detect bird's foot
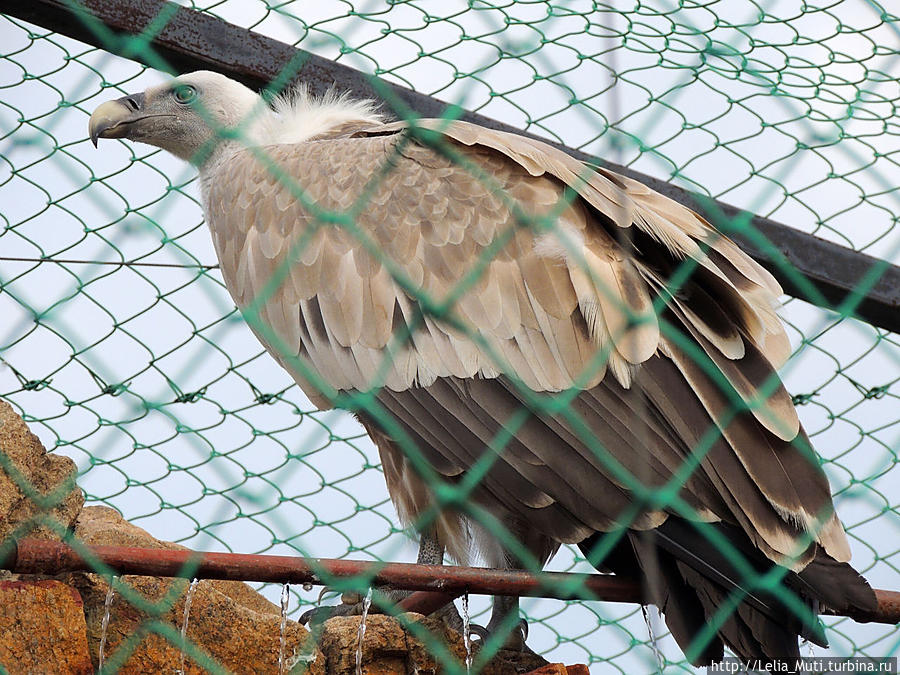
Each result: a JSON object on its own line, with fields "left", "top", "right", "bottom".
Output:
{"left": 299, "top": 587, "right": 464, "bottom": 632}
{"left": 298, "top": 588, "right": 393, "bottom": 626}
{"left": 476, "top": 617, "right": 532, "bottom": 652}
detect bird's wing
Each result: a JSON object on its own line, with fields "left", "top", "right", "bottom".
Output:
{"left": 203, "top": 121, "right": 849, "bottom": 565}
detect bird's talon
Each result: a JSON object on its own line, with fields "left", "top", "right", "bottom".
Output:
{"left": 467, "top": 623, "right": 489, "bottom": 641}
{"left": 317, "top": 586, "right": 336, "bottom": 605}
{"left": 518, "top": 618, "right": 529, "bottom": 642}
{"left": 298, "top": 606, "right": 325, "bottom": 626}
{"left": 465, "top": 619, "right": 530, "bottom": 652}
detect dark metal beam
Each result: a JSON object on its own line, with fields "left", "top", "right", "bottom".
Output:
{"left": 3, "top": 0, "right": 899, "bottom": 333}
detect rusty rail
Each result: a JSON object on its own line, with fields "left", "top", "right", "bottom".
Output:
{"left": 5, "top": 539, "right": 899, "bottom": 625}
{"left": 6, "top": 538, "right": 642, "bottom": 604}
{"left": 2, "top": 0, "right": 899, "bottom": 333}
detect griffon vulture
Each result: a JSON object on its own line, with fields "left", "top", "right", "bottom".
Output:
{"left": 89, "top": 71, "right": 875, "bottom": 665}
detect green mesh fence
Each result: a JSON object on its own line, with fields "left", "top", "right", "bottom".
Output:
{"left": 0, "top": 0, "right": 898, "bottom": 672}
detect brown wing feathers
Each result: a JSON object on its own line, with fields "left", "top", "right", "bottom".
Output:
{"left": 205, "top": 117, "right": 874, "bottom": 664}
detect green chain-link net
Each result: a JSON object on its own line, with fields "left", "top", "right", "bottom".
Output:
{"left": 0, "top": 0, "right": 898, "bottom": 672}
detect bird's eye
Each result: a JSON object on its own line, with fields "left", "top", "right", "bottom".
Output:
{"left": 172, "top": 85, "right": 197, "bottom": 104}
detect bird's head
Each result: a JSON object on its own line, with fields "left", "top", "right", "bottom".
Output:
{"left": 88, "top": 70, "right": 262, "bottom": 165}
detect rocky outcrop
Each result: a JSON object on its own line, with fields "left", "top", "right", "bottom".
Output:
{"left": 0, "top": 399, "right": 83, "bottom": 544}
{"left": 0, "top": 579, "right": 93, "bottom": 674}
{"left": 0, "top": 402, "right": 325, "bottom": 674}
{"left": 318, "top": 613, "right": 552, "bottom": 674}
{"left": 0, "top": 402, "right": 588, "bottom": 674}
{"left": 67, "top": 506, "right": 324, "bottom": 674}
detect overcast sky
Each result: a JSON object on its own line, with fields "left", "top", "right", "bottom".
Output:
{"left": 1, "top": 1, "right": 898, "bottom": 672}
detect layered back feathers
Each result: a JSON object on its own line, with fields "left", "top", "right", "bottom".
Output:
{"left": 195, "top": 85, "right": 875, "bottom": 662}
{"left": 201, "top": 106, "right": 853, "bottom": 565}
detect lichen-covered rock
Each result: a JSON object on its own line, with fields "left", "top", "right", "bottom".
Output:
{"left": 0, "top": 579, "right": 92, "bottom": 674}
{"left": 73, "top": 506, "right": 280, "bottom": 617}
{"left": 0, "top": 404, "right": 572, "bottom": 673}
{"left": 0, "top": 399, "right": 83, "bottom": 545}
{"left": 67, "top": 506, "right": 324, "bottom": 674}
{"left": 319, "top": 613, "right": 549, "bottom": 674}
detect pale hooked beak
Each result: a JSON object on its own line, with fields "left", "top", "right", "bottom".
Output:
{"left": 88, "top": 93, "right": 146, "bottom": 147}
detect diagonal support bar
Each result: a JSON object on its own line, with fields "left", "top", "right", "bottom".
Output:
{"left": 2, "top": 0, "right": 899, "bottom": 332}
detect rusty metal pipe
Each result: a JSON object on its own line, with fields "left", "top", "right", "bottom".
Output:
{"left": 8, "top": 538, "right": 641, "bottom": 601}
{"left": 5, "top": 539, "right": 899, "bottom": 624}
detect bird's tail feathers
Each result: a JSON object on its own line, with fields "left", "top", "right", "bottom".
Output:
{"left": 578, "top": 519, "right": 876, "bottom": 667}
